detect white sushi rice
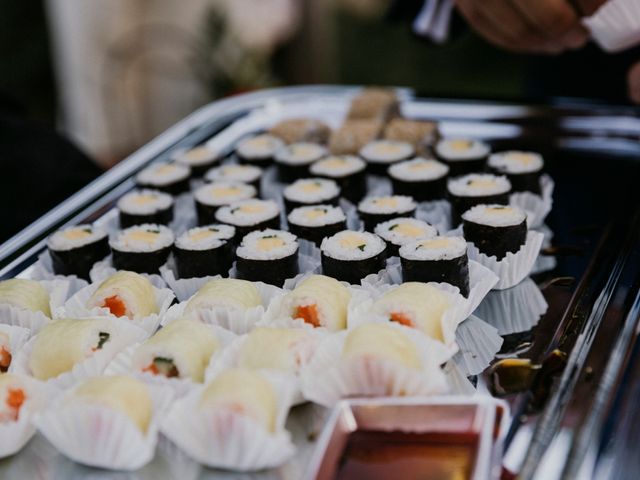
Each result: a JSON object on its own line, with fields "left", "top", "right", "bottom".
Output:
{"left": 388, "top": 157, "right": 449, "bottom": 181}
{"left": 321, "top": 230, "right": 386, "bottom": 261}
{"left": 374, "top": 218, "right": 437, "bottom": 246}
{"left": 136, "top": 162, "right": 190, "bottom": 187}
{"left": 275, "top": 142, "right": 327, "bottom": 166}
{"left": 310, "top": 155, "right": 366, "bottom": 177}
{"left": 283, "top": 178, "right": 340, "bottom": 204}
{"left": 215, "top": 199, "right": 280, "bottom": 227}
{"left": 399, "top": 236, "right": 467, "bottom": 261}
{"left": 48, "top": 225, "right": 108, "bottom": 251}
{"left": 194, "top": 182, "right": 256, "bottom": 207}
{"left": 110, "top": 224, "right": 174, "bottom": 252}
{"left": 358, "top": 195, "right": 417, "bottom": 215}
{"left": 435, "top": 138, "right": 490, "bottom": 161}
{"left": 462, "top": 204, "right": 527, "bottom": 227}
{"left": 236, "top": 229, "right": 298, "bottom": 260}
{"left": 236, "top": 134, "right": 284, "bottom": 160}
{"left": 117, "top": 189, "right": 173, "bottom": 215}
{"left": 288, "top": 205, "right": 346, "bottom": 227}
{"left": 488, "top": 151, "right": 544, "bottom": 174}
{"left": 447, "top": 174, "right": 511, "bottom": 197}
{"left": 176, "top": 225, "right": 235, "bottom": 251}
{"left": 359, "top": 140, "right": 414, "bottom": 164}
{"left": 204, "top": 164, "right": 262, "bottom": 184}
{"left": 173, "top": 146, "right": 218, "bottom": 167}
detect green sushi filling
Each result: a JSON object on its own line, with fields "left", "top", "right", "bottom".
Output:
{"left": 95, "top": 332, "right": 110, "bottom": 350}
{"left": 357, "top": 244, "right": 366, "bottom": 251}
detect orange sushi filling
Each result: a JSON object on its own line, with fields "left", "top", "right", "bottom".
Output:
{"left": 295, "top": 304, "right": 321, "bottom": 327}
{"left": 5, "top": 388, "right": 26, "bottom": 421}
{"left": 0, "top": 347, "right": 11, "bottom": 372}
{"left": 389, "top": 312, "right": 414, "bottom": 328}
{"left": 143, "top": 357, "right": 179, "bottom": 378}
{"left": 102, "top": 295, "right": 127, "bottom": 317}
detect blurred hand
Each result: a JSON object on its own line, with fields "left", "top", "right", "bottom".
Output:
{"left": 629, "top": 62, "right": 640, "bottom": 104}
{"left": 454, "top": 0, "right": 607, "bottom": 54}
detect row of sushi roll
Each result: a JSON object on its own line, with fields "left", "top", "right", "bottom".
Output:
{"left": 0, "top": 88, "right": 552, "bottom": 471}
{"left": 0, "top": 267, "right": 507, "bottom": 469}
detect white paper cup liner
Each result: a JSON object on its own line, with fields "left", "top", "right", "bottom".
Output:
{"left": 34, "top": 382, "right": 174, "bottom": 471}
{"left": 104, "top": 325, "right": 237, "bottom": 397}
{"left": 163, "top": 282, "right": 283, "bottom": 335}
{"left": 300, "top": 325, "right": 453, "bottom": 407}
{"left": 172, "top": 192, "right": 198, "bottom": 234}
{"left": 89, "top": 258, "right": 167, "bottom": 288}
{"left": 453, "top": 315, "right": 503, "bottom": 376}
{"left": 61, "top": 280, "right": 175, "bottom": 337}
{"left": 443, "top": 361, "right": 477, "bottom": 395}
{"left": 416, "top": 199, "right": 451, "bottom": 234}
{"left": 366, "top": 175, "right": 392, "bottom": 196}
{"left": 0, "top": 324, "right": 30, "bottom": 368}
{"left": 30, "top": 250, "right": 90, "bottom": 296}
{"left": 467, "top": 231, "right": 545, "bottom": 290}
{"left": 584, "top": 0, "right": 640, "bottom": 52}
{"left": 531, "top": 223, "right": 556, "bottom": 275}
{"left": 473, "top": 277, "right": 548, "bottom": 336}
{"left": 510, "top": 174, "right": 554, "bottom": 229}
{"left": 161, "top": 371, "right": 296, "bottom": 471}
{"left": 0, "top": 376, "right": 55, "bottom": 459}
{"left": 10, "top": 319, "right": 146, "bottom": 390}
{"left": 160, "top": 259, "right": 229, "bottom": 303}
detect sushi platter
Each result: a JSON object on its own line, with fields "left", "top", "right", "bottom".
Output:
{"left": 0, "top": 85, "right": 639, "bottom": 479}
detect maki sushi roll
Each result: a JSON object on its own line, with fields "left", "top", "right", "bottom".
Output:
{"left": 173, "top": 145, "right": 219, "bottom": 177}
{"left": 194, "top": 182, "right": 257, "bottom": 226}
{"left": 374, "top": 218, "right": 437, "bottom": 257}
{"left": 342, "top": 323, "right": 421, "bottom": 370}
{"left": 47, "top": 225, "right": 110, "bottom": 280}
{"left": 0, "top": 374, "right": 29, "bottom": 423}
{"left": 133, "top": 319, "right": 220, "bottom": 381}
{"left": 359, "top": 140, "right": 414, "bottom": 175}
{"left": 174, "top": 225, "right": 236, "bottom": 278}
{"left": 87, "top": 271, "right": 158, "bottom": 318}
{"left": 235, "top": 229, "right": 299, "bottom": 287}
{"left": 0, "top": 278, "right": 51, "bottom": 316}
{"left": 71, "top": 376, "right": 153, "bottom": 433}
{"left": 399, "top": 236, "right": 470, "bottom": 296}
{"left": 328, "top": 119, "right": 384, "bottom": 155}
{"left": 383, "top": 118, "right": 440, "bottom": 153}
{"left": 237, "top": 327, "right": 316, "bottom": 372}
{"left": 435, "top": 138, "right": 491, "bottom": 177}
{"left": 110, "top": 224, "right": 174, "bottom": 274}
{"left": 388, "top": 158, "right": 450, "bottom": 201}
{"left": 282, "top": 178, "right": 340, "bottom": 213}
{"left": 280, "top": 274, "right": 351, "bottom": 330}
{"left": 117, "top": 190, "right": 174, "bottom": 229}
{"left": 185, "top": 278, "right": 261, "bottom": 314}
{"left": 447, "top": 173, "right": 512, "bottom": 225}
{"left": 199, "top": 369, "right": 278, "bottom": 433}
{"left": 204, "top": 164, "right": 263, "bottom": 196}
{"left": 215, "top": 199, "right": 281, "bottom": 242}
{"left": 274, "top": 142, "right": 327, "bottom": 182}
{"left": 28, "top": 319, "right": 119, "bottom": 380}
{"left": 321, "top": 230, "right": 386, "bottom": 285}
{"left": 371, "top": 283, "right": 450, "bottom": 341}
{"left": 287, "top": 205, "right": 347, "bottom": 246}
{"left": 235, "top": 133, "right": 284, "bottom": 166}
{"left": 357, "top": 195, "right": 417, "bottom": 232}
{"left": 135, "top": 162, "right": 191, "bottom": 195}
{"left": 268, "top": 118, "right": 331, "bottom": 145}
{"left": 462, "top": 204, "right": 528, "bottom": 260}
{"left": 488, "top": 151, "right": 544, "bottom": 194}
{"left": 309, "top": 155, "right": 367, "bottom": 203}
{"left": 347, "top": 88, "right": 399, "bottom": 122}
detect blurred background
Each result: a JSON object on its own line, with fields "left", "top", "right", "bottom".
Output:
{"left": 0, "top": 0, "right": 638, "bottom": 240}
